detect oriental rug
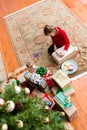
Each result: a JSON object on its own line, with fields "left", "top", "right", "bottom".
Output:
{"left": 3, "top": 0, "right": 87, "bottom": 78}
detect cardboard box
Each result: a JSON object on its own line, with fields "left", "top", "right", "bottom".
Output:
{"left": 63, "top": 86, "right": 75, "bottom": 96}
{"left": 65, "top": 105, "right": 77, "bottom": 121}
{"left": 51, "top": 85, "right": 75, "bottom": 96}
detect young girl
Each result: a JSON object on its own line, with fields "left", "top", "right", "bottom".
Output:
{"left": 44, "top": 25, "right": 70, "bottom": 57}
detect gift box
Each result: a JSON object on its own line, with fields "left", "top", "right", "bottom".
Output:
{"left": 53, "top": 92, "right": 77, "bottom": 121}
{"left": 24, "top": 71, "right": 51, "bottom": 93}
{"left": 52, "top": 69, "right": 72, "bottom": 90}
{"left": 53, "top": 92, "right": 72, "bottom": 109}
{"left": 63, "top": 86, "right": 75, "bottom": 96}
{"left": 65, "top": 105, "right": 77, "bottom": 121}
{"left": 8, "top": 65, "right": 28, "bottom": 85}
{"left": 52, "top": 45, "right": 76, "bottom": 65}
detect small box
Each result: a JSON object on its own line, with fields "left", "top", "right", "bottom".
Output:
{"left": 65, "top": 105, "right": 77, "bottom": 121}
{"left": 51, "top": 85, "right": 75, "bottom": 96}
{"left": 63, "top": 86, "right": 75, "bottom": 96}
{"left": 8, "top": 65, "right": 28, "bottom": 85}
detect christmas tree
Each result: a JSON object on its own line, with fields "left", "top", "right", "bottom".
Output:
{"left": 0, "top": 81, "right": 65, "bottom": 130}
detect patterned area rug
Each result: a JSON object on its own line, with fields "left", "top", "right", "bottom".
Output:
{"left": 4, "top": 0, "right": 87, "bottom": 78}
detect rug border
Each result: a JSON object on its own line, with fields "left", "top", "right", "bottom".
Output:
{"left": 71, "top": 71, "right": 87, "bottom": 80}
{"left": 3, "top": 0, "right": 45, "bottom": 19}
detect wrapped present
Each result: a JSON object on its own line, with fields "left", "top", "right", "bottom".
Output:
{"left": 51, "top": 85, "right": 75, "bottom": 96}
{"left": 24, "top": 72, "right": 42, "bottom": 84}
{"left": 52, "top": 69, "right": 72, "bottom": 90}
{"left": 45, "top": 79, "right": 54, "bottom": 88}
{"left": 65, "top": 105, "right": 77, "bottom": 121}
{"left": 24, "top": 71, "right": 51, "bottom": 93}
{"left": 63, "top": 86, "right": 75, "bottom": 96}
{"left": 52, "top": 45, "right": 76, "bottom": 64}
{"left": 53, "top": 92, "right": 77, "bottom": 121}
{"left": 44, "top": 71, "right": 54, "bottom": 88}
{"left": 8, "top": 65, "right": 28, "bottom": 80}
{"left": 24, "top": 71, "right": 41, "bottom": 90}
{"left": 29, "top": 73, "right": 41, "bottom": 84}
{"left": 53, "top": 92, "right": 72, "bottom": 109}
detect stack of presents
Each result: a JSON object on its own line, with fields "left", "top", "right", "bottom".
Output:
{"left": 23, "top": 65, "right": 77, "bottom": 121}
{"left": 52, "top": 70, "right": 77, "bottom": 121}
{"left": 7, "top": 45, "right": 78, "bottom": 121}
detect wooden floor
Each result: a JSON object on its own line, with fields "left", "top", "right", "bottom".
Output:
{"left": 0, "top": 0, "right": 87, "bottom": 130}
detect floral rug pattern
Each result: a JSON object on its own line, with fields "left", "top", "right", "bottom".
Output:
{"left": 4, "top": 0, "right": 87, "bottom": 77}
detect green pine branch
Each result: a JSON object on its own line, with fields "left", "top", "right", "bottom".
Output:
{"left": 0, "top": 83, "right": 65, "bottom": 130}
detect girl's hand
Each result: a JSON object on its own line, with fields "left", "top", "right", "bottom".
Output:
{"left": 54, "top": 45, "right": 57, "bottom": 51}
